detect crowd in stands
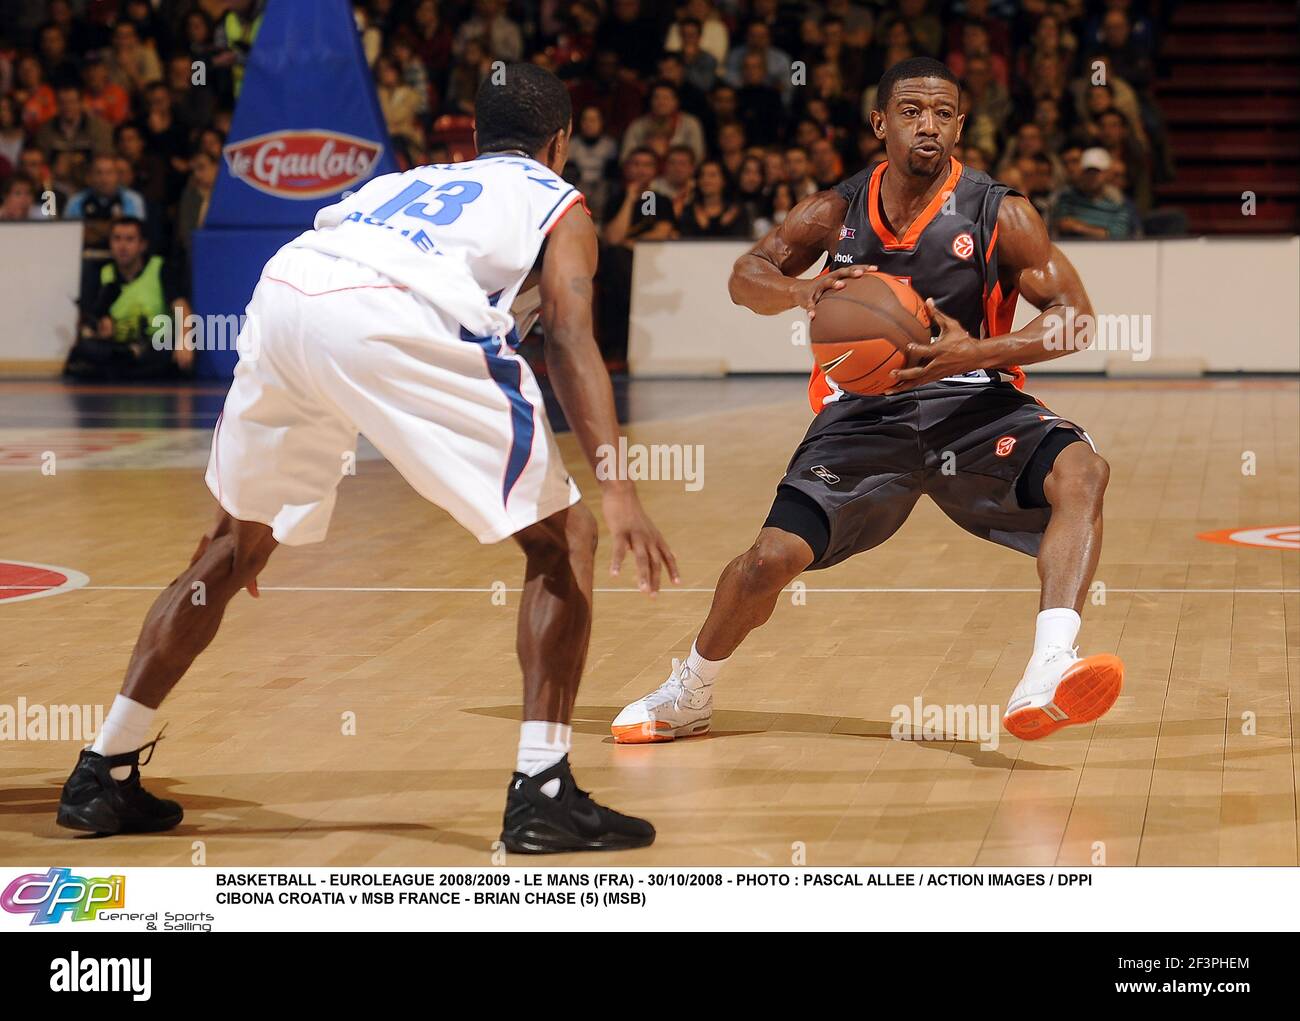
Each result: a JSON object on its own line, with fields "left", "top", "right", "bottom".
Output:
{"left": 0, "top": 0, "right": 1175, "bottom": 373}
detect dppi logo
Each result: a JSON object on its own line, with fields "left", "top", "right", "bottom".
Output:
{"left": 1, "top": 868, "right": 125, "bottom": 924}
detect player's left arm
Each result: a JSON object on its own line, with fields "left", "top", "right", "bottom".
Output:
{"left": 540, "top": 203, "right": 679, "bottom": 594}
{"left": 886, "top": 196, "right": 1095, "bottom": 392}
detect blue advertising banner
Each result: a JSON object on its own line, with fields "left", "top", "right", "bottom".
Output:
{"left": 193, "top": 0, "right": 397, "bottom": 378}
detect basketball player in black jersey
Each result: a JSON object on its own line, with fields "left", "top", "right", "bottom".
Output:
{"left": 614, "top": 58, "right": 1124, "bottom": 745}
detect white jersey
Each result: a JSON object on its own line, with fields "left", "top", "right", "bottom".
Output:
{"left": 286, "top": 154, "right": 583, "bottom": 340}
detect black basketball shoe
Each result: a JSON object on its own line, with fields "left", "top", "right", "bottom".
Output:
{"left": 56, "top": 732, "right": 183, "bottom": 835}
{"left": 500, "top": 756, "right": 655, "bottom": 853}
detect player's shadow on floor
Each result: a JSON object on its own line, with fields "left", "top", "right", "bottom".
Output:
{"left": 462, "top": 704, "right": 1047, "bottom": 771}
{"left": 0, "top": 775, "right": 486, "bottom": 852}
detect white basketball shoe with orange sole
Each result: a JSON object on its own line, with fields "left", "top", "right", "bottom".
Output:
{"left": 611, "top": 659, "right": 712, "bottom": 744}
{"left": 1003, "top": 647, "right": 1124, "bottom": 740}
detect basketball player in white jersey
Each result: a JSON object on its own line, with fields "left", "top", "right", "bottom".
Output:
{"left": 57, "top": 65, "right": 676, "bottom": 854}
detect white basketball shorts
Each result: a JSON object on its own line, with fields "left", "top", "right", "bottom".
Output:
{"left": 205, "top": 247, "right": 580, "bottom": 545}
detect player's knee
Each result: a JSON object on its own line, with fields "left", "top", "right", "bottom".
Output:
{"left": 517, "top": 505, "right": 594, "bottom": 567}
{"left": 203, "top": 532, "right": 270, "bottom": 588}
{"left": 1050, "top": 447, "right": 1109, "bottom": 507}
{"left": 738, "top": 532, "right": 811, "bottom": 590}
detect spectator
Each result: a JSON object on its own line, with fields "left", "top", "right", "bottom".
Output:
{"left": 1051, "top": 147, "right": 1137, "bottom": 239}
{"left": 376, "top": 55, "right": 421, "bottom": 145}
{"left": 735, "top": 51, "right": 785, "bottom": 147}
{"left": 35, "top": 84, "right": 113, "bottom": 174}
{"left": 726, "top": 21, "right": 793, "bottom": 102}
{"left": 569, "top": 50, "right": 646, "bottom": 139}
{"left": 66, "top": 154, "right": 147, "bottom": 261}
{"left": 674, "top": 18, "right": 719, "bottom": 95}
{"left": 444, "top": 38, "right": 490, "bottom": 116}
{"left": 809, "top": 137, "right": 843, "bottom": 189}
{"left": 818, "top": 17, "right": 869, "bottom": 96}
{"left": 657, "top": 51, "right": 710, "bottom": 123}
{"left": 680, "top": 159, "right": 750, "bottom": 236}
{"left": 0, "top": 94, "right": 24, "bottom": 174}
{"left": 408, "top": 0, "right": 454, "bottom": 76}
{"left": 597, "top": 0, "right": 665, "bottom": 77}
{"left": 15, "top": 54, "right": 57, "bottom": 132}
{"left": 66, "top": 216, "right": 193, "bottom": 380}
{"left": 138, "top": 82, "right": 191, "bottom": 201}
{"left": 997, "top": 122, "right": 1063, "bottom": 189}
{"left": 620, "top": 82, "right": 705, "bottom": 163}
{"left": 454, "top": 0, "right": 524, "bottom": 64}
{"left": 599, "top": 146, "right": 674, "bottom": 362}
{"left": 603, "top": 146, "right": 676, "bottom": 246}
{"left": 715, "top": 121, "right": 747, "bottom": 178}
{"left": 785, "top": 145, "right": 818, "bottom": 200}
{"left": 18, "top": 149, "right": 65, "bottom": 214}
{"left": 567, "top": 105, "right": 619, "bottom": 219}
{"left": 37, "top": 23, "right": 78, "bottom": 88}
{"left": 1088, "top": 8, "right": 1153, "bottom": 92}
{"left": 212, "top": 0, "right": 265, "bottom": 97}
{"left": 175, "top": 150, "right": 218, "bottom": 264}
{"left": 1096, "top": 106, "right": 1151, "bottom": 213}
{"left": 0, "top": 172, "right": 45, "bottom": 220}
{"left": 653, "top": 144, "right": 698, "bottom": 209}
{"left": 948, "top": 20, "right": 1009, "bottom": 88}
{"left": 106, "top": 20, "right": 163, "bottom": 94}
{"left": 886, "top": 0, "right": 943, "bottom": 58}
{"left": 823, "top": 0, "right": 876, "bottom": 50}
{"left": 665, "top": 0, "right": 730, "bottom": 66}
{"left": 115, "top": 122, "right": 168, "bottom": 208}
{"left": 391, "top": 32, "right": 431, "bottom": 116}
{"left": 167, "top": 55, "right": 216, "bottom": 136}
{"left": 753, "top": 178, "right": 795, "bottom": 237}
{"left": 735, "top": 153, "right": 767, "bottom": 220}
{"left": 83, "top": 56, "right": 130, "bottom": 127}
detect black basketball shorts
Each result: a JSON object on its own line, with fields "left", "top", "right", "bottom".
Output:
{"left": 767, "top": 382, "right": 1095, "bottom": 569}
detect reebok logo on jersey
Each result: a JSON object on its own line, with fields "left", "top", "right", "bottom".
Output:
{"left": 833, "top": 252, "right": 854, "bottom": 264}
{"left": 811, "top": 465, "right": 840, "bottom": 484}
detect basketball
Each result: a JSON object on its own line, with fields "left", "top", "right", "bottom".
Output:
{"left": 810, "top": 273, "right": 932, "bottom": 395}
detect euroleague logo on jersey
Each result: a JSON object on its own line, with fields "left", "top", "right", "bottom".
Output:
{"left": 224, "top": 129, "right": 383, "bottom": 199}
{"left": 952, "top": 232, "right": 975, "bottom": 260}
{"left": 994, "top": 435, "right": 1017, "bottom": 457}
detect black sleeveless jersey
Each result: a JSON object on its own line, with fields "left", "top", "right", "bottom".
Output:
{"left": 809, "top": 157, "right": 1022, "bottom": 408}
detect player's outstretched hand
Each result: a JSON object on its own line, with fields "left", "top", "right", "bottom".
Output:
{"left": 794, "top": 264, "right": 877, "bottom": 319}
{"left": 885, "top": 298, "right": 983, "bottom": 394}
{"left": 602, "top": 486, "right": 680, "bottom": 596}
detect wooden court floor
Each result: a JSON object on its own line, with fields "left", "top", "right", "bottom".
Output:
{"left": 2, "top": 378, "right": 1297, "bottom": 866}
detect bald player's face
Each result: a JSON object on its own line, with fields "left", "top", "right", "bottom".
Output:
{"left": 872, "top": 77, "right": 963, "bottom": 178}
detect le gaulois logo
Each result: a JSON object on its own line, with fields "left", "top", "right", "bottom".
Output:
{"left": 223, "top": 129, "right": 382, "bottom": 199}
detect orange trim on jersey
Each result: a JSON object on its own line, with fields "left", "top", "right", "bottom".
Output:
{"left": 807, "top": 366, "right": 834, "bottom": 412}
{"left": 867, "top": 157, "right": 964, "bottom": 251}
{"left": 984, "top": 223, "right": 999, "bottom": 264}
{"left": 544, "top": 191, "right": 589, "bottom": 234}
{"left": 985, "top": 280, "right": 1024, "bottom": 388}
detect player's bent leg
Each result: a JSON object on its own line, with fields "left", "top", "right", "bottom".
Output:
{"left": 1004, "top": 438, "right": 1123, "bottom": 740}
{"left": 501, "top": 504, "right": 654, "bottom": 853}
{"left": 612, "top": 525, "right": 815, "bottom": 744}
{"left": 57, "top": 511, "right": 277, "bottom": 835}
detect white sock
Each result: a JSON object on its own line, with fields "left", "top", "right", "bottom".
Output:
{"left": 91, "top": 694, "right": 156, "bottom": 781}
{"left": 517, "top": 720, "right": 571, "bottom": 798}
{"left": 1033, "top": 608, "right": 1081, "bottom": 659}
{"left": 683, "top": 641, "right": 726, "bottom": 689}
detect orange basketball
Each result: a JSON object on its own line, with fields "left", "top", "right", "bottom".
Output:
{"left": 810, "top": 273, "right": 932, "bottom": 395}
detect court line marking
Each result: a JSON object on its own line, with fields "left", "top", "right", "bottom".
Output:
{"left": 2, "top": 585, "right": 1297, "bottom": 595}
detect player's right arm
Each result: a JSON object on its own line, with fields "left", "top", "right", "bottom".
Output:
{"left": 728, "top": 189, "right": 867, "bottom": 316}
{"left": 540, "top": 203, "right": 679, "bottom": 594}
